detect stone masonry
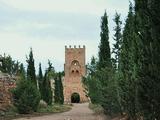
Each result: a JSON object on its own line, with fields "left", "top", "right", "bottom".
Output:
{"left": 63, "top": 45, "right": 88, "bottom": 103}
{"left": 0, "top": 72, "right": 16, "bottom": 109}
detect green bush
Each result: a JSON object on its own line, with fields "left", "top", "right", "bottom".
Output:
{"left": 12, "top": 80, "right": 40, "bottom": 114}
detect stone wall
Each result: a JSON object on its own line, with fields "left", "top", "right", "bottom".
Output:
{"left": 0, "top": 72, "right": 16, "bottom": 109}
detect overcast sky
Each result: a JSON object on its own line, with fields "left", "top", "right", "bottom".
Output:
{"left": 0, "top": 0, "right": 131, "bottom": 72}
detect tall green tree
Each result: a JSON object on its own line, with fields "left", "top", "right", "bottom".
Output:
{"left": 38, "top": 63, "right": 43, "bottom": 99}
{"left": 97, "top": 11, "right": 120, "bottom": 115}
{"left": 135, "top": 0, "right": 160, "bottom": 119}
{"left": 18, "top": 63, "right": 26, "bottom": 80}
{"left": 112, "top": 12, "right": 122, "bottom": 70}
{"left": 47, "top": 60, "right": 55, "bottom": 79}
{"left": 26, "top": 48, "right": 37, "bottom": 87}
{"left": 112, "top": 12, "right": 123, "bottom": 114}
{"left": 41, "top": 61, "right": 55, "bottom": 105}
{"left": 54, "top": 72, "right": 64, "bottom": 104}
{"left": 118, "top": 2, "right": 141, "bottom": 119}
{"left": 83, "top": 56, "right": 101, "bottom": 104}
{"left": 98, "top": 11, "right": 111, "bottom": 69}
{"left": 42, "top": 71, "right": 52, "bottom": 105}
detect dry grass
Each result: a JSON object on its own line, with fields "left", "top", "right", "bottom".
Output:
{"left": 0, "top": 104, "right": 72, "bottom": 120}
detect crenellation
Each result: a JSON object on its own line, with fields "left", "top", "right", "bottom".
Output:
{"left": 65, "top": 45, "right": 85, "bottom": 49}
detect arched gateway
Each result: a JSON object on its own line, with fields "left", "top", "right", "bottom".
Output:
{"left": 63, "top": 45, "right": 88, "bottom": 103}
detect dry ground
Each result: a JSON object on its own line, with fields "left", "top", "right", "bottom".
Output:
{"left": 14, "top": 103, "right": 107, "bottom": 120}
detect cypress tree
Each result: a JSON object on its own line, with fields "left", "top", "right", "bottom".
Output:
{"left": 54, "top": 72, "right": 64, "bottom": 104}
{"left": 18, "top": 63, "right": 26, "bottom": 80}
{"left": 41, "top": 61, "right": 55, "bottom": 105}
{"left": 82, "top": 56, "right": 101, "bottom": 104}
{"left": 97, "top": 11, "right": 117, "bottom": 114}
{"left": 112, "top": 12, "right": 122, "bottom": 70}
{"left": 38, "top": 63, "right": 43, "bottom": 99}
{"left": 42, "top": 71, "right": 52, "bottom": 105}
{"left": 54, "top": 75, "right": 59, "bottom": 103}
{"left": 26, "top": 48, "right": 37, "bottom": 87}
{"left": 59, "top": 73, "right": 64, "bottom": 104}
{"left": 135, "top": 0, "right": 160, "bottom": 119}
{"left": 119, "top": 2, "right": 140, "bottom": 119}
{"left": 112, "top": 12, "right": 123, "bottom": 114}
{"left": 98, "top": 11, "right": 111, "bottom": 69}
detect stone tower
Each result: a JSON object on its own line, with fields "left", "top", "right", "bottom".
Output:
{"left": 63, "top": 45, "right": 88, "bottom": 103}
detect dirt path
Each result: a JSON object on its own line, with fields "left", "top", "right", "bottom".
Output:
{"left": 15, "top": 103, "right": 107, "bottom": 120}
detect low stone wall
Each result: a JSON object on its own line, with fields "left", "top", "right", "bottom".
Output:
{"left": 0, "top": 73, "right": 16, "bottom": 110}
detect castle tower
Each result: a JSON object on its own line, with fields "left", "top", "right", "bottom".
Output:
{"left": 63, "top": 45, "right": 88, "bottom": 103}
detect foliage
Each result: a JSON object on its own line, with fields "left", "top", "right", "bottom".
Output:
{"left": 54, "top": 72, "right": 64, "bottom": 104}
{"left": 118, "top": 3, "right": 141, "bottom": 119}
{"left": 98, "top": 11, "right": 111, "bottom": 69}
{"left": 83, "top": 56, "right": 102, "bottom": 104}
{"left": 42, "top": 71, "right": 53, "bottom": 105}
{"left": 26, "top": 48, "right": 37, "bottom": 87}
{"left": 99, "top": 68, "right": 121, "bottom": 115}
{"left": 18, "top": 63, "right": 26, "bottom": 80}
{"left": 111, "top": 12, "right": 123, "bottom": 114}
{"left": 12, "top": 79, "right": 40, "bottom": 114}
{"left": 37, "top": 104, "right": 71, "bottom": 113}
{"left": 112, "top": 12, "right": 122, "bottom": 70}
{"left": 135, "top": 0, "right": 160, "bottom": 119}
{"left": 84, "top": 1, "right": 160, "bottom": 119}
{"left": 41, "top": 60, "right": 55, "bottom": 105}
{"left": 0, "top": 54, "right": 22, "bottom": 75}
{"left": 38, "top": 63, "right": 43, "bottom": 99}
{"left": 84, "top": 11, "right": 121, "bottom": 115}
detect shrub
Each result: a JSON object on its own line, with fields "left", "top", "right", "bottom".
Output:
{"left": 38, "top": 100, "right": 48, "bottom": 109}
{"left": 12, "top": 80, "right": 40, "bottom": 114}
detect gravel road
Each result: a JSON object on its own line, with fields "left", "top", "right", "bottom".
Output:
{"left": 15, "top": 103, "right": 107, "bottom": 120}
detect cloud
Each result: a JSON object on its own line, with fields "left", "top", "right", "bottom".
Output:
{"left": 0, "top": 30, "right": 99, "bottom": 72}
{"left": 0, "top": 0, "right": 130, "bottom": 72}
{"left": 1, "top": 0, "right": 129, "bottom": 15}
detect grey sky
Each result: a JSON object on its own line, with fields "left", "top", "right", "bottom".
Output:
{"left": 0, "top": 0, "right": 131, "bottom": 72}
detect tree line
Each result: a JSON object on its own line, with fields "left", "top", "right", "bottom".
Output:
{"left": 83, "top": 0, "right": 160, "bottom": 120}
{"left": 0, "top": 49, "right": 64, "bottom": 114}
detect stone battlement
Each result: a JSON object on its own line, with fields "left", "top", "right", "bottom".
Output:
{"left": 65, "top": 45, "right": 85, "bottom": 49}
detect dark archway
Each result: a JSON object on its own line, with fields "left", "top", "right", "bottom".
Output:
{"left": 71, "top": 92, "right": 80, "bottom": 103}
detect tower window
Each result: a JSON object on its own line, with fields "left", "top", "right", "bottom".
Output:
{"left": 71, "top": 60, "right": 79, "bottom": 66}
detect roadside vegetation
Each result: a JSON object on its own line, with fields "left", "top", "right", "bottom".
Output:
{"left": 0, "top": 48, "right": 66, "bottom": 118}
{"left": 84, "top": 0, "right": 160, "bottom": 120}
{"left": 0, "top": 103, "right": 71, "bottom": 120}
